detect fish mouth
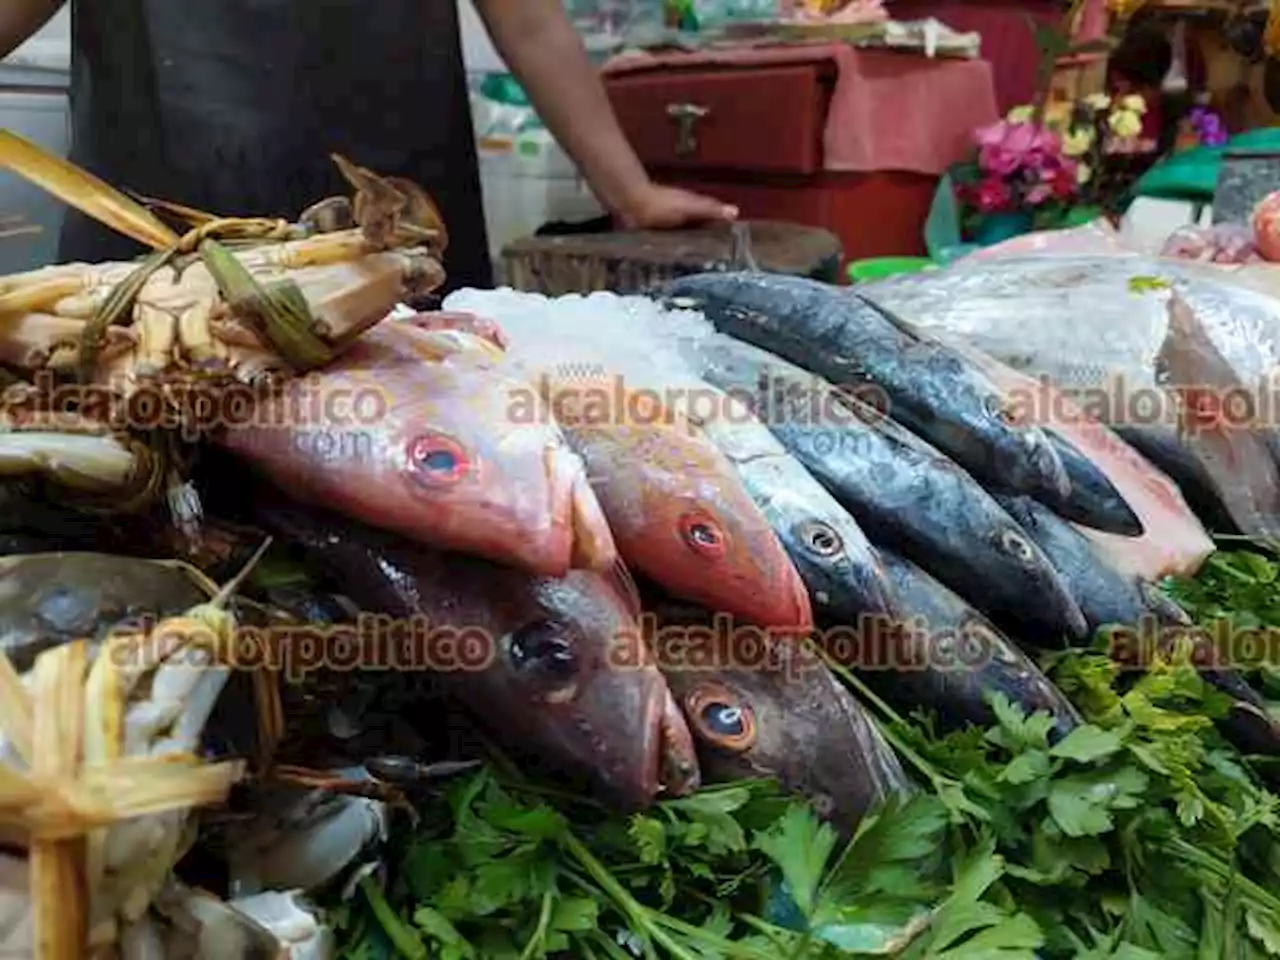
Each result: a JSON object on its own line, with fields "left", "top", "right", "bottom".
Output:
{"left": 545, "top": 444, "right": 618, "bottom": 573}
{"left": 746, "top": 557, "right": 815, "bottom": 632}
{"left": 652, "top": 684, "right": 701, "bottom": 799}
{"left": 595, "top": 677, "right": 700, "bottom": 812}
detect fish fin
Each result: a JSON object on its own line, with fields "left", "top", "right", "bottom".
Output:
{"left": 604, "top": 557, "right": 645, "bottom": 621}
{"left": 1158, "top": 293, "right": 1280, "bottom": 542}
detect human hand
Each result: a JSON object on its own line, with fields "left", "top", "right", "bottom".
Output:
{"left": 615, "top": 183, "right": 739, "bottom": 230}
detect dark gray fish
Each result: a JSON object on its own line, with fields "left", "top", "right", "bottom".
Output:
{"left": 869, "top": 310, "right": 1144, "bottom": 537}
{"left": 993, "top": 494, "right": 1280, "bottom": 757}
{"left": 993, "top": 493, "right": 1189, "bottom": 634}
{"left": 680, "top": 334, "right": 1089, "bottom": 643}
{"left": 659, "top": 271, "right": 1070, "bottom": 503}
{"left": 1040, "top": 430, "right": 1144, "bottom": 536}
{"left": 869, "top": 549, "right": 1081, "bottom": 741}
{"left": 648, "top": 610, "right": 913, "bottom": 836}
{"left": 252, "top": 492, "right": 702, "bottom": 812}
{"left": 688, "top": 394, "right": 899, "bottom": 623}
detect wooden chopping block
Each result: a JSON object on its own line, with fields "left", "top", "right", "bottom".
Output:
{"left": 499, "top": 220, "right": 843, "bottom": 296}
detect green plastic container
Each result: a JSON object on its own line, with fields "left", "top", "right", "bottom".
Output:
{"left": 846, "top": 256, "right": 935, "bottom": 284}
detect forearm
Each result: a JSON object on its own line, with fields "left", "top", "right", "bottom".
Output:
{"left": 0, "top": 0, "right": 64, "bottom": 59}
{"left": 471, "top": 0, "right": 650, "bottom": 216}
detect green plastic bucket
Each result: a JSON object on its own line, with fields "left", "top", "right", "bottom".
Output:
{"left": 846, "top": 256, "right": 935, "bottom": 284}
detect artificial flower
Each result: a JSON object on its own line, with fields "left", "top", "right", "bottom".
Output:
{"left": 974, "top": 177, "right": 1012, "bottom": 213}
{"left": 1084, "top": 93, "right": 1112, "bottom": 111}
{"left": 1120, "top": 94, "right": 1146, "bottom": 114}
{"left": 1077, "top": 162, "right": 1093, "bottom": 184}
{"left": 1062, "top": 126, "right": 1096, "bottom": 157}
{"left": 1109, "top": 108, "right": 1143, "bottom": 138}
{"left": 1006, "top": 104, "right": 1034, "bottom": 123}
{"left": 1190, "top": 105, "right": 1228, "bottom": 147}
{"left": 1053, "top": 163, "right": 1080, "bottom": 200}
{"left": 1043, "top": 101, "right": 1074, "bottom": 131}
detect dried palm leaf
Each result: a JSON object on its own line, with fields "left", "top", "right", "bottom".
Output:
{"left": 0, "top": 132, "right": 178, "bottom": 252}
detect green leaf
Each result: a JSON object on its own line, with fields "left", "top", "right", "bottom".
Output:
{"left": 1000, "top": 751, "right": 1052, "bottom": 785}
{"left": 1047, "top": 782, "right": 1114, "bottom": 837}
{"left": 412, "top": 907, "right": 475, "bottom": 959}
{"left": 627, "top": 815, "right": 667, "bottom": 865}
{"left": 752, "top": 804, "right": 838, "bottom": 920}
{"left": 932, "top": 913, "right": 1043, "bottom": 958}
{"left": 1050, "top": 726, "right": 1124, "bottom": 764}
{"left": 549, "top": 896, "right": 600, "bottom": 933}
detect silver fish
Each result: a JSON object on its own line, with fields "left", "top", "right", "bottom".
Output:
{"left": 862, "top": 255, "right": 1280, "bottom": 540}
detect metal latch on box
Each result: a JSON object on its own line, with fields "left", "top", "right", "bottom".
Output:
{"left": 666, "top": 102, "right": 710, "bottom": 156}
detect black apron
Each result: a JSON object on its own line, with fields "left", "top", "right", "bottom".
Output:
{"left": 60, "top": 0, "right": 493, "bottom": 292}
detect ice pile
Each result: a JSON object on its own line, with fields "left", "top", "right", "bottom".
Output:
{"left": 441, "top": 287, "right": 722, "bottom": 400}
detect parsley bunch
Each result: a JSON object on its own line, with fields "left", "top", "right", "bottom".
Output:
{"left": 328, "top": 551, "right": 1280, "bottom": 959}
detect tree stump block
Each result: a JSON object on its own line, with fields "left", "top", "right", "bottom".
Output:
{"left": 499, "top": 220, "right": 844, "bottom": 296}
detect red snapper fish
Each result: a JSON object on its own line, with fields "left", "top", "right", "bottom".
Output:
{"left": 394, "top": 310, "right": 813, "bottom": 631}
{"left": 216, "top": 320, "right": 617, "bottom": 577}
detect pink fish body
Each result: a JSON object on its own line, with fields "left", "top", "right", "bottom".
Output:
{"left": 217, "top": 321, "right": 617, "bottom": 576}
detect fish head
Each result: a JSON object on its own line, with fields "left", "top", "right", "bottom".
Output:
{"left": 985, "top": 409, "right": 1071, "bottom": 501}
{"left": 760, "top": 486, "right": 899, "bottom": 623}
{"left": 661, "top": 636, "right": 910, "bottom": 834}
{"left": 982, "top": 514, "right": 1089, "bottom": 642}
{"left": 637, "top": 470, "right": 812, "bottom": 631}
{"left": 486, "top": 568, "right": 700, "bottom": 810}
{"left": 283, "top": 329, "right": 616, "bottom": 576}
{"left": 579, "top": 421, "right": 812, "bottom": 630}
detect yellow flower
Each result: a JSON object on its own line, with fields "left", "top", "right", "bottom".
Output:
{"left": 1109, "top": 108, "right": 1143, "bottom": 138}
{"left": 1084, "top": 93, "right": 1112, "bottom": 111}
{"left": 1120, "top": 94, "right": 1147, "bottom": 114}
{"left": 1044, "top": 102, "right": 1073, "bottom": 130}
{"left": 1077, "top": 162, "right": 1093, "bottom": 184}
{"left": 1063, "top": 126, "right": 1096, "bottom": 157}
{"left": 1006, "top": 105, "right": 1034, "bottom": 123}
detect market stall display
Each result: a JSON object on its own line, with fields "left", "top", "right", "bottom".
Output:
{"left": 4, "top": 126, "right": 1280, "bottom": 960}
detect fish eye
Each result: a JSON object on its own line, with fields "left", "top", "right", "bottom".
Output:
{"left": 999, "top": 528, "right": 1036, "bottom": 563}
{"left": 406, "top": 431, "right": 470, "bottom": 487}
{"left": 508, "top": 619, "right": 579, "bottom": 679}
{"left": 679, "top": 511, "right": 727, "bottom": 559}
{"left": 960, "top": 617, "right": 1004, "bottom": 663}
{"left": 796, "top": 520, "right": 843, "bottom": 557}
{"left": 984, "top": 394, "right": 1022, "bottom": 426}
{"left": 685, "top": 683, "right": 756, "bottom": 752}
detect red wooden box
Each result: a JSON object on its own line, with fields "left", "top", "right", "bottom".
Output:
{"left": 605, "top": 62, "right": 938, "bottom": 268}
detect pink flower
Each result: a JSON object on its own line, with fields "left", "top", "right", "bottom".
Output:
{"left": 974, "top": 119, "right": 1066, "bottom": 178}
{"left": 974, "top": 177, "right": 1012, "bottom": 213}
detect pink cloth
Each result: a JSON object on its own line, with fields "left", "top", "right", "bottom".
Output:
{"left": 601, "top": 42, "right": 999, "bottom": 175}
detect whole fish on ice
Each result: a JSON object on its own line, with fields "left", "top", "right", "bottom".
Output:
{"left": 657, "top": 272, "right": 1074, "bottom": 509}
{"left": 676, "top": 332, "right": 1089, "bottom": 643}
{"left": 253, "top": 492, "right": 701, "bottom": 811}
{"left": 441, "top": 289, "right": 814, "bottom": 632}
{"left": 861, "top": 255, "right": 1280, "bottom": 543}
{"left": 218, "top": 319, "right": 616, "bottom": 577}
